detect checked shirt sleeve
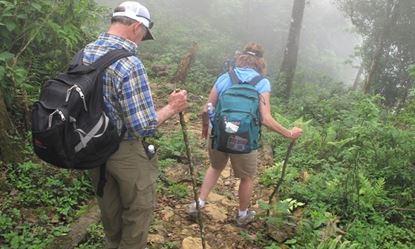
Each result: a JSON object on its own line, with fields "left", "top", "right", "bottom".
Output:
{"left": 118, "top": 59, "right": 158, "bottom": 137}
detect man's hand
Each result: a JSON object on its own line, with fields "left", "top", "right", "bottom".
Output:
{"left": 168, "top": 90, "right": 188, "bottom": 113}
{"left": 290, "top": 127, "right": 303, "bottom": 140}
{"left": 157, "top": 90, "right": 188, "bottom": 126}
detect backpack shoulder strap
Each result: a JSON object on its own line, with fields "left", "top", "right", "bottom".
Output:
{"left": 248, "top": 75, "right": 264, "bottom": 86}
{"left": 68, "top": 49, "right": 84, "bottom": 71}
{"left": 228, "top": 67, "right": 264, "bottom": 86}
{"left": 228, "top": 67, "right": 241, "bottom": 85}
{"left": 92, "top": 49, "right": 135, "bottom": 71}
{"left": 66, "top": 49, "right": 134, "bottom": 74}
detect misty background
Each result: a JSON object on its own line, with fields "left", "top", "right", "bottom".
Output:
{"left": 95, "top": 0, "right": 360, "bottom": 86}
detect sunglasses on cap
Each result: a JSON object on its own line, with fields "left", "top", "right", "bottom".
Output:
{"left": 137, "top": 15, "right": 154, "bottom": 29}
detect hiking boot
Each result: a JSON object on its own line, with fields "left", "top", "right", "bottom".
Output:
{"left": 236, "top": 210, "right": 256, "bottom": 227}
{"left": 187, "top": 202, "right": 204, "bottom": 219}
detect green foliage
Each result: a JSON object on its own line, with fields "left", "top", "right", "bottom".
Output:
{"left": 315, "top": 236, "right": 359, "bottom": 249}
{"left": 2, "top": 225, "right": 54, "bottom": 249}
{"left": 409, "top": 65, "right": 415, "bottom": 81}
{"left": 75, "top": 224, "right": 106, "bottom": 249}
{"left": 264, "top": 244, "right": 282, "bottom": 249}
{"left": 335, "top": 0, "right": 415, "bottom": 106}
{"left": 346, "top": 218, "right": 415, "bottom": 249}
{"left": 0, "top": 0, "right": 106, "bottom": 136}
{"left": 262, "top": 198, "right": 305, "bottom": 223}
{"left": 167, "top": 182, "right": 188, "bottom": 199}
{"left": 185, "top": 60, "right": 217, "bottom": 96}
{"left": 156, "top": 131, "right": 187, "bottom": 160}
{"left": 395, "top": 97, "right": 415, "bottom": 130}
{"left": 258, "top": 87, "right": 415, "bottom": 248}
{"left": 159, "top": 241, "right": 180, "bottom": 249}
{"left": 159, "top": 158, "right": 177, "bottom": 170}
{"left": 6, "top": 162, "right": 92, "bottom": 215}
{"left": 394, "top": 65, "right": 415, "bottom": 129}
{"left": 259, "top": 162, "right": 300, "bottom": 191}
{"left": 155, "top": 128, "right": 205, "bottom": 166}
{"left": 259, "top": 162, "right": 283, "bottom": 188}
{"left": 0, "top": 161, "right": 93, "bottom": 247}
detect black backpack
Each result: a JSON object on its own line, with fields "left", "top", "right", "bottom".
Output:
{"left": 31, "top": 49, "right": 134, "bottom": 196}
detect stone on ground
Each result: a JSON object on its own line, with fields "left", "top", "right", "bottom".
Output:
{"left": 182, "top": 237, "right": 211, "bottom": 249}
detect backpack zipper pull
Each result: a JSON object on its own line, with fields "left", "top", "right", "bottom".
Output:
{"left": 48, "top": 109, "right": 66, "bottom": 129}
{"left": 65, "top": 85, "right": 77, "bottom": 102}
{"left": 65, "top": 85, "right": 88, "bottom": 112}
{"left": 75, "top": 86, "right": 88, "bottom": 111}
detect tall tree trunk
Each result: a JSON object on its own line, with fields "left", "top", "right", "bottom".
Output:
{"left": 279, "top": 0, "right": 306, "bottom": 100}
{"left": 364, "top": 0, "right": 400, "bottom": 94}
{"left": 170, "top": 42, "right": 198, "bottom": 84}
{"left": 352, "top": 64, "right": 364, "bottom": 91}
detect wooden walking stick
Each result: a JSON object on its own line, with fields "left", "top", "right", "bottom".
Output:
{"left": 172, "top": 42, "right": 206, "bottom": 249}
{"left": 267, "top": 140, "right": 296, "bottom": 217}
{"left": 179, "top": 113, "right": 206, "bottom": 249}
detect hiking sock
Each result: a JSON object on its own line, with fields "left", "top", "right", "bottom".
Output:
{"left": 198, "top": 198, "right": 205, "bottom": 208}
{"left": 238, "top": 209, "right": 248, "bottom": 217}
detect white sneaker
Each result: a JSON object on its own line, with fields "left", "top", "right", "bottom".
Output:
{"left": 187, "top": 202, "right": 204, "bottom": 219}
{"left": 236, "top": 210, "right": 256, "bottom": 226}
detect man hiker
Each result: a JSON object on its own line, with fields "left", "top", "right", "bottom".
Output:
{"left": 189, "top": 42, "right": 303, "bottom": 226}
{"left": 84, "top": 1, "right": 188, "bottom": 248}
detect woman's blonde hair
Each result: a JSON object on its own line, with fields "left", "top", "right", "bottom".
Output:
{"left": 235, "top": 42, "right": 267, "bottom": 75}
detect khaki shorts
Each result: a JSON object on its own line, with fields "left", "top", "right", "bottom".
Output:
{"left": 208, "top": 138, "right": 258, "bottom": 178}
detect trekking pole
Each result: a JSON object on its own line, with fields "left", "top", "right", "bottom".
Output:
{"left": 178, "top": 111, "right": 206, "bottom": 249}
{"left": 267, "top": 140, "right": 296, "bottom": 217}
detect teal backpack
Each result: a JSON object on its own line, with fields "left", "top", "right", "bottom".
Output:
{"left": 211, "top": 68, "right": 263, "bottom": 154}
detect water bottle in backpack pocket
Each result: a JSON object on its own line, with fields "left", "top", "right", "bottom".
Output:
{"left": 207, "top": 102, "right": 215, "bottom": 128}
{"left": 215, "top": 111, "right": 259, "bottom": 153}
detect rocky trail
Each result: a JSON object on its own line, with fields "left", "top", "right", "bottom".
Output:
{"left": 146, "top": 112, "right": 283, "bottom": 249}
{"left": 149, "top": 168, "right": 272, "bottom": 249}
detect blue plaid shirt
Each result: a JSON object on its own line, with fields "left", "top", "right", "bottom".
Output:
{"left": 83, "top": 33, "right": 157, "bottom": 138}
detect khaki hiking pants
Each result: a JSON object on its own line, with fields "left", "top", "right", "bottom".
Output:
{"left": 89, "top": 139, "right": 159, "bottom": 249}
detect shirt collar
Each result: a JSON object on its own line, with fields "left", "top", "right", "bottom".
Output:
{"left": 98, "top": 32, "right": 138, "bottom": 54}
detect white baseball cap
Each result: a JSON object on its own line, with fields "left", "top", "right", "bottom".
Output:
{"left": 113, "top": 1, "right": 154, "bottom": 40}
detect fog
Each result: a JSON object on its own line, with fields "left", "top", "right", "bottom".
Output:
{"left": 96, "top": 0, "right": 360, "bottom": 85}
{"left": 300, "top": 0, "right": 361, "bottom": 84}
